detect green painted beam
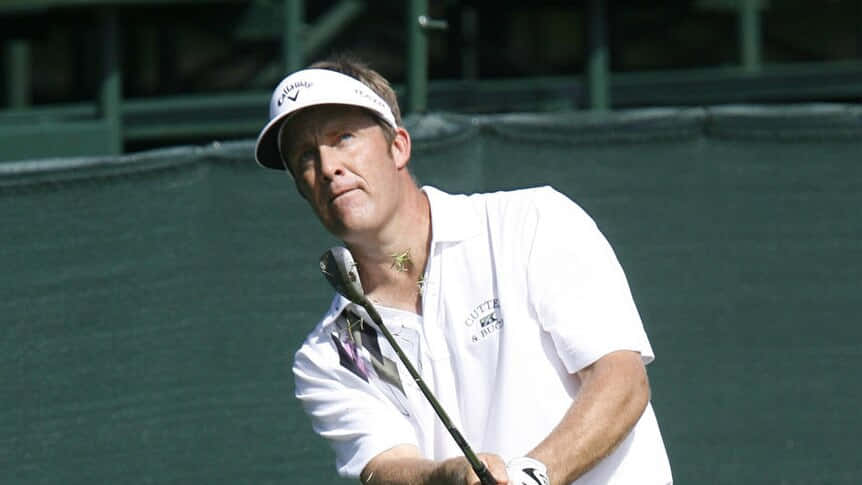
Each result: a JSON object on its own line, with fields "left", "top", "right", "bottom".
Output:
{"left": 739, "top": 0, "right": 763, "bottom": 72}
{"left": 697, "top": 0, "right": 768, "bottom": 72}
{"left": 0, "top": 103, "right": 95, "bottom": 122}
{"left": 4, "top": 40, "right": 31, "bottom": 109}
{"left": 0, "top": 120, "right": 114, "bottom": 162}
{"left": 406, "top": 0, "right": 428, "bottom": 114}
{"left": 303, "top": 0, "right": 364, "bottom": 60}
{"left": 124, "top": 121, "right": 265, "bottom": 140}
{"left": 587, "top": 0, "right": 610, "bottom": 111}
{"left": 98, "top": 7, "right": 122, "bottom": 155}
{"left": 123, "top": 91, "right": 269, "bottom": 114}
{"left": 4, "top": 60, "right": 862, "bottom": 157}
{"left": 0, "top": 0, "right": 248, "bottom": 13}
{"left": 238, "top": 0, "right": 364, "bottom": 73}
{"left": 122, "top": 91, "right": 270, "bottom": 140}
{"left": 460, "top": 6, "right": 479, "bottom": 80}
{"left": 284, "top": 0, "right": 304, "bottom": 73}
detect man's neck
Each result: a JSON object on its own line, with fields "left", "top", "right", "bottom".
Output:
{"left": 345, "top": 185, "right": 431, "bottom": 314}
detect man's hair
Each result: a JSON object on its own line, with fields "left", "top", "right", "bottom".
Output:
{"left": 309, "top": 54, "right": 401, "bottom": 143}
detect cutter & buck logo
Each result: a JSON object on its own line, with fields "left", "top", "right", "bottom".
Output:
{"left": 464, "top": 298, "right": 503, "bottom": 343}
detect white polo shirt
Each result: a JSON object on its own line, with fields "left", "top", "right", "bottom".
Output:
{"left": 293, "top": 185, "right": 672, "bottom": 485}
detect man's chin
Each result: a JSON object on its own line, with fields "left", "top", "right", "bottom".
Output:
{"left": 324, "top": 214, "right": 375, "bottom": 240}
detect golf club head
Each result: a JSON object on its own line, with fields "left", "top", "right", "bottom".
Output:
{"left": 320, "top": 246, "right": 366, "bottom": 304}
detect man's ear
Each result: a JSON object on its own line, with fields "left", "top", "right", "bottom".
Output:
{"left": 389, "top": 127, "right": 411, "bottom": 170}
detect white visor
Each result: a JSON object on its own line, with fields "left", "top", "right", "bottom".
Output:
{"left": 254, "top": 68, "right": 397, "bottom": 171}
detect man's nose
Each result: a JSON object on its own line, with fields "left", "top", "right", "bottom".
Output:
{"left": 318, "top": 145, "right": 345, "bottom": 179}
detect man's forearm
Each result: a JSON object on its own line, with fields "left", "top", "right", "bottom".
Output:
{"left": 528, "top": 350, "right": 651, "bottom": 485}
{"left": 361, "top": 445, "right": 505, "bottom": 485}
{"left": 361, "top": 455, "right": 440, "bottom": 485}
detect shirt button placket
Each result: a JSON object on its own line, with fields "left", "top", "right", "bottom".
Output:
{"left": 422, "top": 250, "right": 446, "bottom": 361}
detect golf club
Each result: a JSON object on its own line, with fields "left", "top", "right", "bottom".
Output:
{"left": 320, "top": 246, "right": 497, "bottom": 485}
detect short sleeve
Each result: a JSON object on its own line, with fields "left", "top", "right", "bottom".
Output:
{"left": 292, "top": 328, "right": 419, "bottom": 478}
{"left": 525, "top": 187, "right": 654, "bottom": 374}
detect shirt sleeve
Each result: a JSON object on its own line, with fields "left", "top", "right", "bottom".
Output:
{"left": 525, "top": 186, "right": 654, "bottom": 374}
{"left": 292, "top": 327, "right": 419, "bottom": 478}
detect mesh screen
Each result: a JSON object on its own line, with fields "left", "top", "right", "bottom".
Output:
{"left": 2, "top": 105, "right": 861, "bottom": 484}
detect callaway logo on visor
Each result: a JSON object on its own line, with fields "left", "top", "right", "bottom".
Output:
{"left": 276, "top": 80, "right": 311, "bottom": 107}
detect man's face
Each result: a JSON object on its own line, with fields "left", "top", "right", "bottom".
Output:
{"left": 280, "top": 104, "right": 408, "bottom": 240}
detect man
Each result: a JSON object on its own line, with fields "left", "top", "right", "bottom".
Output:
{"left": 254, "top": 55, "right": 672, "bottom": 485}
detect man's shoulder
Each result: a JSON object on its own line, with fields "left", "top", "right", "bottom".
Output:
{"left": 424, "top": 185, "right": 582, "bottom": 243}
{"left": 471, "top": 184, "right": 559, "bottom": 200}
{"left": 425, "top": 184, "right": 565, "bottom": 211}
{"left": 470, "top": 185, "right": 573, "bottom": 219}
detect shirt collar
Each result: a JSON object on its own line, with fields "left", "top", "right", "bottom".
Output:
{"left": 320, "top": 186, "right": 480, "bottom": 328}
{"left": 320, "top": 293, "right": 373, "bottom": 332}
{"left": 323, "top": 293, "right": 352, "bottom": 323}
{"left": 422, "top": 185, "right": 482, "bottom": 243}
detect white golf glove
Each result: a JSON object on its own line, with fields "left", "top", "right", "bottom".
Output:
{"left": 506, "top": 457, "right": 550, "bottom": 485}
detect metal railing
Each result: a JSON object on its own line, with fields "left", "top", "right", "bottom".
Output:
{"left": 1, "top": 0, "right": 860, "bottom": 162}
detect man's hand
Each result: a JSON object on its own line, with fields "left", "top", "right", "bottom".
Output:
{"left": 361, "top": 445, "right": 509, "bottom": 485}
{"left": 506, "top": 457, "right": 550, "bottom": 485}
{"left": 437, "top": 453, "right": 508, "bottom": 485}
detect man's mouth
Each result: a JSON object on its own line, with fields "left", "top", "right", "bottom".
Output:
{"left": 330, "top": 188, "right": 358, "bottom": 203}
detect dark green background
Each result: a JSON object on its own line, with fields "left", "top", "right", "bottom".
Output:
{"left": 2, "top": 105, "right": 860, "bottom": 484}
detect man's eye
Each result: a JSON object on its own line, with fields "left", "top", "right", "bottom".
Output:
{"left": 338, "top": 133, "right": 354, "bottom": 143}
{"left": 295, "top": 149, "right": 316, "bottom": 166}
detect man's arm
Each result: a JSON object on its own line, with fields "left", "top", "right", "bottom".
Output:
{"left": 361, "top": 444, "right": 508, "bottom": 485}
{"left": 527, "top": 350, "right": 651, "bottom": 485}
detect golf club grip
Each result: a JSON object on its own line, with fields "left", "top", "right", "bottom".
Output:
{"left": 444, "top": 422, "right": 494, "bottom": 485}
{"left": 476, "top": 464, "right": 497, "bottom": 485}
{"left": 361, "top": 300, "right": 495, "bottom": 483}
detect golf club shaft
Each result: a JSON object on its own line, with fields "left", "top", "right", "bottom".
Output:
{"left": 360, "top": 299, "right": 496, "bottom": 485}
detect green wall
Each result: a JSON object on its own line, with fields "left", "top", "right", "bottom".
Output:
{"left": 2, "top": 105, "right": 860, "bottom": 484}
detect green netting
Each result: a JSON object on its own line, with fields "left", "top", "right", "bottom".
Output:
{"left": 2, "top": 105, "right": 861, "bottom": 484}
